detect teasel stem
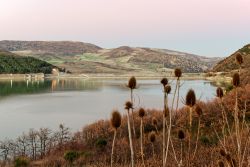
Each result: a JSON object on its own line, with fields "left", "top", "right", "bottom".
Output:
{"left": 126, "top": 108, "right": 134, "bottom": 167}
{"left": 164, "top": 79, "right": 178, "bottom": 166}
{"left": 162, "top": 91, "right": 168, "bottom": 167}
{"left": 130, "top": 89, "right": 136, "bottom": 137}
{"left": 111, "top": 130, "right": 117, "bottom": 167}
{"left": 187, "top": 107, "right": 193, "bottom": 167}
{"left": 234, "top": 87, "right": 241, "bottom": 166}
{"left": 192, "top": 116, "right": 200, "bottom": 160}
{"left": 140, "top": 118, "right": 145, "bottom": 167}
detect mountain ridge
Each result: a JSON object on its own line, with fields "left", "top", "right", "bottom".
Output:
{"left": 0, "top": 40, "right": 221, "bottom": 74}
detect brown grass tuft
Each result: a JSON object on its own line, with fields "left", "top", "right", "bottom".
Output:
{"left": 195, "top": 105, "right": 203, "bottom": 116}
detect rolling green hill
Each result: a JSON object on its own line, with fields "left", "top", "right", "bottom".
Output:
{"left": 0, "top": 50, "right": 57, "bottom": 74}
{"left": 0, "top": 41, "right": 221, "bottom": 74}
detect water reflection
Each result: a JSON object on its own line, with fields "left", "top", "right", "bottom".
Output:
{"left": 0, "top": 78, "right": 106, "bottom": 97}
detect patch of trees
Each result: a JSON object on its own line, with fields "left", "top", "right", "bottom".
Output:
{"left": 0, "top": 54, "right": 56, "bottom": 74}
{"left": 0, "top": 124, "right": 71, "bottom": 162}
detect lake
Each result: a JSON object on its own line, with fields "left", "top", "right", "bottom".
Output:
{"left": 0, "top": 78, "right": 217, "bottom": 140}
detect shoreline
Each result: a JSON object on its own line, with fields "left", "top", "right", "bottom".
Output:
{"left": 0, "top": 73, "right": 232, "bottom": 84}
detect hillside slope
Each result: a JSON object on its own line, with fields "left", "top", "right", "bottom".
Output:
{"left": 0, "top": 50, "right": 57, "bottom": 74}
{"left": 213, "top": 44, "right": 250, "bottom": 72}
{"left": 0, "top": 41, "right": 220, "bottom": 74}
{"left": 213, "top": 44, "right": 250, "bottom": 85}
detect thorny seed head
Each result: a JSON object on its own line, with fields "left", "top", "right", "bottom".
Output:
{"left": 125, "top": 101, "right": 133, "bottom": 110}
{"left": 218, "top": 161, "right": 225, "bottom": 167}
{"left": 161, "top": 78, "right": 168, "bottom": 87}
{"left": 225, "top": 154, "right": 232, "bottom": 162}
{"left": 164, "top": 85, "right": 171, "bottom": 94}
{"left": 219, "top": 149, "right": 226, "bottom": 157}
{"left": 178, "top": 130, "right": 185, "bottom": 140}
{"left": 149, "top": 131, "right": 156, "bottom": 143}
{"left": 111, "top": 110, "right": 122, "bottom": 129}
{"left": 232, "top": 73, "right": 240, "bottom": 87}
{"left": 174, "top": 68, "right": 182, "bottom": 78}
{"left": 195, "top": 105, "right": 203, "bottom": 117}
{"left": 127, "top": 76, "right": 137, "bottom": 89}
{"left": 138, "top": 108, "right": 145, "bottom": 118}
{"left": 235, "top": 52, "right": 243, "bottom": 65}
{"left": 216, "top": 87, "right": 224, "bottom": 98}
{"left": 185, "top": 89, "right": 196, "bottom": 107}
{"left": 152, "top": 117, "right": 157, "bottom": 126}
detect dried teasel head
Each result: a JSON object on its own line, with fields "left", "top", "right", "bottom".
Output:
{"left": 164, "top": 85, "right": 171, "bottom": 94}
{"left": 225, "top": 153, "right": 232, "bottom": 162}
{"left": 216, "top": 87, "right": 224, "bottom": 98}
{"left": 127, "top": 76, "right": 137, "bottom": 89}
{"left": 235, "top": 52, "right": 243, "bottom": 65}
{"left": 125, "top": 101, "right": 133, "bottom": 110}
{"left": 195, "top": 105, "right": 203, "bottom": 117}
{"left": 161, "top": 78, "right": 168, "bottom": 87}
{"left": 174, "top": 68, "right": 182, "bottom": 78}
{"left": 232, "top": 73, "right": 240, "bottom": 87}
{"left": 219, "top": 149, "right": 226, "bottom": 157}
{"left": 110, "top": 110, "right": 122, "bottom": 129}
{"left": 185, "top": 89, "right": 196, "bottom": 107}
{"left": 149, "top": 131, "right": 156, "bottom": 143}
{"left": 152, "top": 117, "right": 157, "bottom": 126}
{"left": 178, "top": 130, "right": 185, "bottom": 140}
{"left": 218, "top": 161, "right": 225, "bottom": 167}
{"left": 138, "top": 108, "right": 145, "bottom": 118}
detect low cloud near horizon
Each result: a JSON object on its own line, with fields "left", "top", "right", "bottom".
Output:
{"left": 0, "top": 0, "right": 249, "bottom": 57}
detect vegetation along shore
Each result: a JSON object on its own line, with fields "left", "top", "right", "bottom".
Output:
{"left": 0, "top": 46, "right": 249, "bottom": 166}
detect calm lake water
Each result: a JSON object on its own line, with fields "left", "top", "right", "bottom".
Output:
{"left": 0, "top": 78, "right": 217, "bottom": 140}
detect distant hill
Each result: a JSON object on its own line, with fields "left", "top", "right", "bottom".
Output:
{"left": 213, "top": 44, "right": 250, "bottom": 85}
{"left": 0, "top": 40, "right": 102, "bottom": 56}
{"left": 0, "top": 49, "right": 57, "bottom": 74}
{"left": 213, "top": 44, "right": 250, "bottom": 72}
{"left": 0, "top": 40, "right": 221, "bottom": 74}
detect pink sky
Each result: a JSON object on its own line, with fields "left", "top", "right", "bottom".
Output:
{"left": 0, "top": 0, "right": 249, "bottom": 57}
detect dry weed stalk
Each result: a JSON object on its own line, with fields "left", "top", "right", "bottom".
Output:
{"left": 164, "top": 68, "right": 182, "bottom": 166}
{"left": 125, "top": 101, "right": 134, "bottom": 167}
{"left": 110, "top": 110, "right": 122, "bottom": 167}
{"left": 138, "top": 108, "right": 146, "bottom": 167}
{"left": 127, "top": 76, "right": 137, "bottom": 137}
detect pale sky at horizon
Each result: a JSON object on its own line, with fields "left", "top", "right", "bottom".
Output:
{"left": 0, "top": 0, "right": 249, "bottom": 57}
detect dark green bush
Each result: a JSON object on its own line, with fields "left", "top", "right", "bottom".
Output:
{"left": 14, "top": 157, "right": 30, "bottom": 167}
{"left": 64, "top": 150, "right": 80, "bottom": 164}
{"left": 95, "top": 138, "right": 107, "bottom": 148}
